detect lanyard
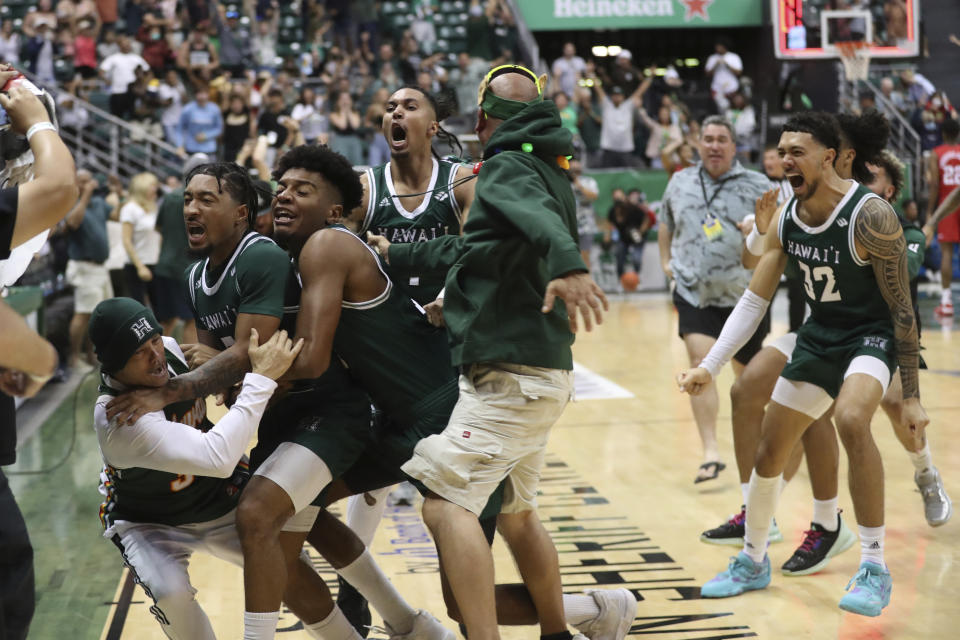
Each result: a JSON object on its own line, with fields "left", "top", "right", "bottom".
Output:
{"left": 698, "top": 167, "right": 735, "bottom": 212}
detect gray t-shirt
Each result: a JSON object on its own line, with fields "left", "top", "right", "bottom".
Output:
{"left": 662, "top": 161, "right": 771, "bottom": 308}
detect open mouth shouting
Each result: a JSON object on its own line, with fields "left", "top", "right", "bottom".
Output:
{"left": 389, "top": 122, "right": 408, "bottom": 151}
{"left": 787, "top": 172, "right": 805, "bottom": 192}
{"left": 186, "top": 221, "right": 207, "bottom": 247}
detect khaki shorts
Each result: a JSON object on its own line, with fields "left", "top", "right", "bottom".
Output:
{"left": 402, "top": 362, "right": 573, "bottom": 516}
{"left": 66, "top": 260, "right": 113, "bottom": 314}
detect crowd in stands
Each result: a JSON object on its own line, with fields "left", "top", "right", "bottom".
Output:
{"left": 0, "top": 0, "right": 520, "bottom": 170}
{"left": 549, "top": 38, "right": 760, "bottom": 172}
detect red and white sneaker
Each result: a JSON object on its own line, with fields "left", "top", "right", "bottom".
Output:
{"left": 935, "top": 300, "right": 954, "bottom": 316}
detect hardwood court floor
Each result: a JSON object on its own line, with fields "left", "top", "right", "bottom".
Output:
{"left": 12, "top": 292, "right": 960, "bottom": 640}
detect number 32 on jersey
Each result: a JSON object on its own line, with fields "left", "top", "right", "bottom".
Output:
{"left": 798, "top": 262, "right": 842, "bottom": 302}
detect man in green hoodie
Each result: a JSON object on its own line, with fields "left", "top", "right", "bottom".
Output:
{"left": 395, "top": 65, "right": 608, "bottom": 640}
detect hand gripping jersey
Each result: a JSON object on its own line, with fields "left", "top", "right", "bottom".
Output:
{"left": 184, "top": 231, "right": 363, "bottom": 453}
{"left": 186, "top": 232, "right": 296, "bottom": 347}
{"left": 98, "top": 339, "right": 247, "bottom": 530}
{"left": 359, "top": 158, "right": 464, "bottom": 304}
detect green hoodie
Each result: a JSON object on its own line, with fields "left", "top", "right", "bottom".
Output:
{"left": 391, "top": 100, "right": 586, "bottom": 369}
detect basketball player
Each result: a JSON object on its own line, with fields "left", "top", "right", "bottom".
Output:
{"left": 680, "top": 112, "right": 927, "bottom": 617}
{"left": 338, "top": 86, "right": 477, "bottom": 631}
{"left": 90, "top": 297, "right": 315, "bottom": 640}
{"left": 358, "top": 86, "right": 475, "bottom": 306}
{"left": 702, "top": 115, "right": 947, "bottom": 583}
{"left": 105, "top": 162, "right": 443, "bottom": 640}
{"left": 924, "top": 117, "right": 960, "bottom": 316}
{"left": 699, "top": 112, "right": 890, "bottom": 560}
{"left": 271, "top": 144, "right": 634, "bottom": 640}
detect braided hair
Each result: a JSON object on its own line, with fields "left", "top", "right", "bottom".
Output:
{"left": 185, "top": 161, "right": 261, "bottom": 227}
{"left": 399, "top": 85, "right": 464, "bottom": 160}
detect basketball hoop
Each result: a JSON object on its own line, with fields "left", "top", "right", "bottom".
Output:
{"left": 836, "top": 41, "right": 871, "bottom": 83}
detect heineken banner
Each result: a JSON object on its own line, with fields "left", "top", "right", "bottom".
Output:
{"left": 515, "top": 0, "right": 763, "bottom": 30}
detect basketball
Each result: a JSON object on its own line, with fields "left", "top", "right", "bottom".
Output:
{"left": 620, "top": 271, "right": 639, "bottom": 291}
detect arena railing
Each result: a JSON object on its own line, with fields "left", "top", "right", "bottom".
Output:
{"left": 20, "top": 70, "right": 185, "bottom": 182}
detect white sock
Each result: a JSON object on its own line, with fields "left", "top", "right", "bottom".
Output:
{"left": 942, "top": 287, "right": 952, "bottom": 304}
{"left": 858, "top": 525, "right": 885, "bottom": 569}
{"left": 812, "top": 497, "right": 839, "bottom": 531}
{"left": 564, "top": 593, "right": 602, "bottom": 626}
{"left": 743, "top": 470, "right": 782, "bottom": 564}
{"left": 907, "top": 442, "right": 933, "bottom": 475}
{"left": 244, "top": 611, "right": 280, "bottom": 640}
{"left": 338, "top": 549, "right": 416, "bottom": 633}
{"left": 740, "top": 483, "right": 749, "bottom": 505}
{"left": 778, "top": 476, "right": 789, "bottom": 496}
{"left": 347, "top": 487, "right": 391, "bottom": 547}
{"left": 304, "top": 606, "right": 363, "bottom": 640}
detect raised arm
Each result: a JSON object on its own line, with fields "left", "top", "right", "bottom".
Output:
{"left": 3, "top": 78, "right": 78, "bottom": 249}
{"left": 854, "top": 197, "right": 920, "bottom": 398}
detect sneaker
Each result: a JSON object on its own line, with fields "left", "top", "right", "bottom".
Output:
{"left": 781, "top": 513, "right": 857, "bottom": 576}
{"left": 700, "top": 506, "right": 783, "bottom": 545}
{"left": 700, "top": 552, "right": 771, "bottom": 598}
{"left": 383, "top": 610, "right": 455, "bottom": 640}
{"left": 838, "top": 562, "right": 892, "bottom": 617}
{"left": 577, "top": 588, "right": 637, "bottom": 640}
{"left": 336, "top": 575, "right": 371, "bottom": 638}
{"left": 388, "top": 481, "right": 420, "bottom": 507}
{"left": 916, "top": 467, "right": 953, "bottom": 527}
{"left": 935, "top": 301, "right": 954, "bottom": 316}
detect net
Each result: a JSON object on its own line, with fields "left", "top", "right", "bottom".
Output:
{"left": 836, "top": 41, "right": 871, "bottom": 83}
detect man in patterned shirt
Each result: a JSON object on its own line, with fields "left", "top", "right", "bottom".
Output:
{"left": 657, "top": 115, "right": 772, "bottom": 483}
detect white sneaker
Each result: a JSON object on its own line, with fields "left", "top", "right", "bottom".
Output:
{"left": 384, "top": 610, "right": 455, "bottom": 640}
{"left": 388, "top": 482, "right": 420, "bottom": 507}
{"left": 576, "top": 588, "right": 637, "bottom": 640}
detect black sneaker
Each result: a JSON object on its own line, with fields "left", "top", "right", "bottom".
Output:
{"left": 700, "top": 505, "right": 783, "bottom": 545}
{"left": 337, "top": 575, "right": 371, "bottom": 637}
{"left": 780, "top": 514, "right": 857, "bottom": 576}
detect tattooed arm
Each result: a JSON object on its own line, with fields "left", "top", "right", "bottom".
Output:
{"left": 854, "top": 198, "right": 921, "bottom": 397}
{"left": 106, "top": 313, "right": 282, "bottom": 425}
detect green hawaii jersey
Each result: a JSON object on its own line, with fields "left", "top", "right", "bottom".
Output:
{"left": 360, "top": 158, "right": 464, "bottom": 304}
{"left": 186, "top": 232, "right": 294, "bottom": 348}
{"left": 185, "top": 230, "right": 359, "bottom": 446}
{"left": 99, "top": 339, "right": 247, "bottom": 529}
{"left": 778, "top": 183, "right": 893, "bottom": 337}
{"left": 327, "top": 226, "right": 458, "bottom": 429}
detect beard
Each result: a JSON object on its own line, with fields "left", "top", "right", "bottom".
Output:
{"left": 187, "top": 244, "right": 214, "bottom": 259}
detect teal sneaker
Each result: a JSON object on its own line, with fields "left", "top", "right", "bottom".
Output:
{"left": 701, "top": 552, "right": 771, "bottom": 598}
{"left": 838, "top": 562, "right": 892, "bottom": 617}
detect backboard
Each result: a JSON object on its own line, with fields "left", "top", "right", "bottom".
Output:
{"left": 772, "top": 0, "right": 920, "bottom": 59}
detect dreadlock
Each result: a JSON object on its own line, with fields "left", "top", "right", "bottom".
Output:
{"left": 186, "top": 161, "right": 260, "bottom": 226}
{"left": 400, "top": 85, "right": 464, "bottom": 160}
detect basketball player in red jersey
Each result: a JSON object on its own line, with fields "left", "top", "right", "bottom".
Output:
{"left": 926, "top": 118, "right": 960, "bottom": 316}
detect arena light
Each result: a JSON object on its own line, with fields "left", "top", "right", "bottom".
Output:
{"left": 684, "top": 58, "right": 700, "bottom": 67}
{"left": 591, "top": 45, "right": 609, "bottom": 57}
{"left": 675, "top": 58, "right": 685, "bottom": 67}
{"left": 607, "top": 45, "right": 622, "bottom": 56}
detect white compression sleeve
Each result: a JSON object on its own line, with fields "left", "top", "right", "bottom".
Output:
{"left": 699, "top": 289, "right": 770, "bottom": 378}
{"left": 745, "top": 226, "right": 765, "bottom": 256}
{"left": 95, "top": 373, "right": 277, "bottom": 477}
